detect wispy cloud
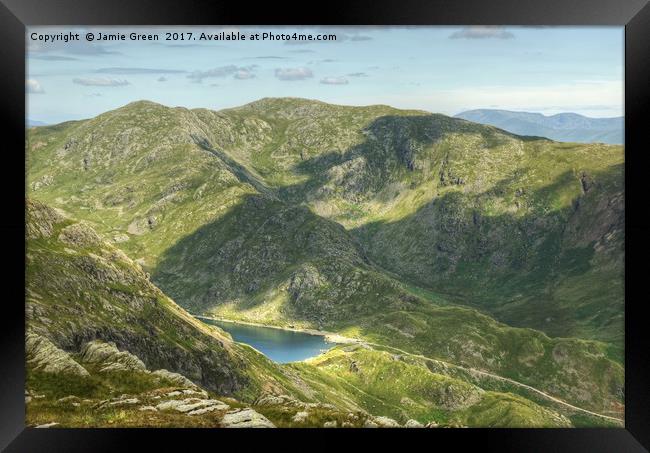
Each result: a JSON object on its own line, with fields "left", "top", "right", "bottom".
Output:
{"left": 347, "top": 72, "right": 368, "bottom": 77}
{"left": 320, "top": 76, "right": 349, "bottom": 85}
{"left": 26, "top": 79, "right": 45, "bottom": 93}
{"left": 72, "top": 77, "right": 129, "bottom": 87}
{"left": 233, "top": 69, "right": 256, "bottom": 80}
{"left": 274, "top": 67, "right": 313, "bottom": 81}
{"left": 157, "top": 76, "right": 167, "bottom": 82}
{"left": 248, "top": 56, "right": 288, "bottom": 60}
{"left": 449, "top": 26, "right": 515, "bottom": 40}
{"left": 187, "top": 65, "right": 257, "bottom": 82}
{"left": 95, "top": 67, "right": 186, "bottom": 75}
{"left": 288, "top": 49, "right": 315, "bottom": 54}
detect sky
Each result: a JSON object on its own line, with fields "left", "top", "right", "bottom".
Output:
{"left": 26, "top": 26, "right": 624, "bottom": 124}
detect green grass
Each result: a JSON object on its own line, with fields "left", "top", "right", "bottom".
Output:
{"left": 26, "top": 98, "right": 625, "bottom": 427}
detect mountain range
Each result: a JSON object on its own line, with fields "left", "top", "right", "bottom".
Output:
{"left": 25, "top": 98, "right": 625, "bottom": 428}
{"left": 454, "top": 109, "right": 623, "bottom": 144}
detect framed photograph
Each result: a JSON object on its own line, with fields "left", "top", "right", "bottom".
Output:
{"left": 1, "top": 0, "right": 648, "bottom": 450}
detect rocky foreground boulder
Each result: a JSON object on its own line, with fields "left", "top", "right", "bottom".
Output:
{"left": 26, "top": 333, "right": 89, "bottom": 377}
{"left": 79, "top": 340, "right": 147, "bottom": 373}
{"left": 221, "top": 409, "right": 275, "bottom": 428}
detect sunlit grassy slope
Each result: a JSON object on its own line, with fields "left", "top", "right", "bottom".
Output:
{"left": 27, "top": 98, "right": 624, "bottom": 418}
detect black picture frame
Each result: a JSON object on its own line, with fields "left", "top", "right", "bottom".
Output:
{"left": 1, "top": 0, "right": 648, "bottom": 451}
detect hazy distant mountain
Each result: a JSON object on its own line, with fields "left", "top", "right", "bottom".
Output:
{"left": 27, "top": 119, "right": 48, "bottom": 127}
{"left": 454, "top": 109, "right": 623, "bottom": 144}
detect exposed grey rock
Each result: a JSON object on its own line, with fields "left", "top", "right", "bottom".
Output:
{"left": 79, "top": 340, "right": 147, "bottom": 373}
{"left": 26, "top": 200, "right": 65, "bottom": 239}
{"left": 35, "top": 422, "right": 59, "bottom": 428}
{"left": 405, "top": 419, "right": 424, "bottom": 428}
{"left": 291, "top": 411, "right": 309, "bottom": 423}
{"left": 107, "top": 398, "right": 139, "bottom": 406}
{"left": 139, "top": 406, "right": 158, "bottom": 412}
{"left": 363, "top": 419, "right": 379, "bottom": 428}
{"left": 187, "top": 403, "right": 230, "bottom": 415}
{"left": 152, "top": 369, "right": 198, "bottom": 389}
{"left": 26, "top": 332, "right": 89, "bottom": 377}
{"left": 58, "top": 223, "right": 102, "bottom": 248}
{"left": 221, "top": 408, "right": 275, "bottom": 428}
{"left": 255, "top": 393, "right": 304, "bottom": 408}
{"left": 176, "top": 399, "right": 228, "bottom": 413}
{"left": 372, "top": 416, "right": 401, "bottom": 428}
{"left": 156, "top": 398, "right": 228, "bottom": 414}
{"left": 323, "top": 420, "right": 337, "bottom": 428}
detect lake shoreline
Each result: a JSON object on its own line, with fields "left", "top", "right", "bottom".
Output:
{"left": 193, "top": 314, "right": 359, "bottom": 345}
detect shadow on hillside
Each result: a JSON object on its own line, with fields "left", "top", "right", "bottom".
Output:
{"left": 152, "top": 112, "right": 623, "bottom": 341}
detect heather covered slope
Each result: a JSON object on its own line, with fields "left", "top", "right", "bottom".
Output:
{"left": 26, "top": 98, "right": 624, "bottom": 419}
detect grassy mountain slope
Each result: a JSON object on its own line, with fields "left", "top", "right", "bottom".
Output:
{"left": 292, "top": 344, "right": 574, "bottom": 427}
{"left": 25, "top": 199, "right": 317, "bottom": 400}
{"left": 26, "top": 199, "right": 581, "bottom": 428}
{"left": 26, "top": 98, "right": 624, "bottom": 417}
{"left": 27, "top": 98, "right": 624, "bottom": 344}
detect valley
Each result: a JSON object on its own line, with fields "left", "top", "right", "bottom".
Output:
{"left": 26, "top": 97, "right": 625, "bottom": 428}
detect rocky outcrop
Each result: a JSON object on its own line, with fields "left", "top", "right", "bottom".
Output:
{"left": 370, "top": 416, "right": 401, "bottom": 428}
{"left": 25, "top": 199, "right": 65, "bottom": 240}
{"left": 79, "top": 340, "right": 147, "bottom": 373}
{"left": 58, "top": 223, "right": 102, "bottom": 248}
{"left": 152, "top": 369, "right": 198, "bottom": 389}
{"left": 221, "top": 408, "right": 275, "bottom": 428}
{"left": 156, "top": 398, "right": 229, "bottom": 414}
{"left": 26, "top": 333, "right": 89, "bottom": 377}
{"left": 291, "top": 411, "right": 309, "bottom": 423}
{"left": 254, "top": 393, "right": 304, "bottom": 408}
{"left": 404, "top": 419, "right": 424, "bottom": 428}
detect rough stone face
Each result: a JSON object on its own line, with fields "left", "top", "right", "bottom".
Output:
{"left": 292, "top": 411, "right": 309, "bottom": 423}
{"left": 405, "top": 419, "right": 424, "bottom": 428}
{"left": 26, "top": 332, "right": 89, "bottom": 377}
{"left": 107, "top": 398, "right": 140, "bottom": 406}
{"left": 152, "top": 369, "right": 198, "bottom": 389}
{"left": 58, "top": 223, "right": 102, "bottom": 248}
{"left": 35, "top": 422, "right": 59, "bottom": 429}
{"left": 26, "top": 200, "right": 65, "bottom": 240}
{"left": 79, "top": 340, "right": 147, "bottom": 373}
{"left": 221, "top": 409, "right": 275, "bottom": 428}
{"left": 156, "top": 398, "right": 228, "bottom": 414}
{"left": 371, "top": 416, "right": 401, "bottom": 428}
{"left": 139, "top": 406, "right": 158, "bottom": 412}
{"left": 363, "top": 419, "right": 379, "bottom": 428}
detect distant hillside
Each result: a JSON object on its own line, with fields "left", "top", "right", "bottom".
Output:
{"left": 454, "top": 109, "right": 623, "bottom": 144}
{"left": 27, "top": 119, "right": 48, "bottom": 127}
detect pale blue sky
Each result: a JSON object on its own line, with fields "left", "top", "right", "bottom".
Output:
{"left": 26, "top": 26, "right": 624, "bottom": 124}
